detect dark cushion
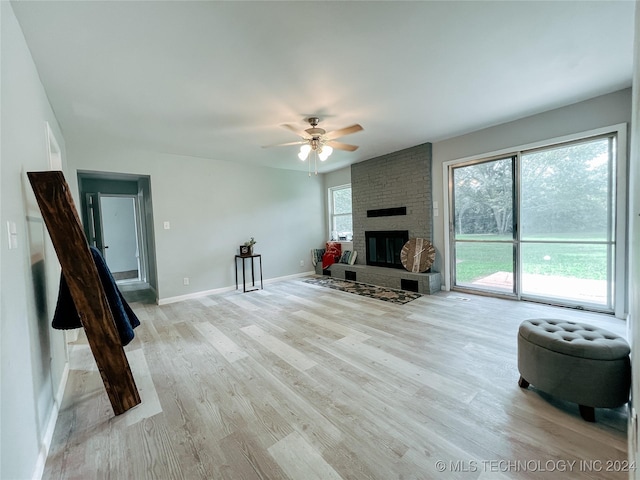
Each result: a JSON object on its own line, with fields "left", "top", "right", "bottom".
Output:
{"left": 311, "top": 248, "right": 325, "bottom": 267}
{"left": 52, "top": 246, "right": 140, "bottom": 346}
{"left": 339, "top": 250, "right": 351, "bottom": 264}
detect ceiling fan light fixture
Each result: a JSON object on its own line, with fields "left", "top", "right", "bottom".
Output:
{"left": 298, "top": 144, "right": 311, "bottom": 161}
{"left": 265, "top": 117, "right": 362, "bottom": 174}
{"left": 318, "top": 145, "right": 333, "bottom": 161}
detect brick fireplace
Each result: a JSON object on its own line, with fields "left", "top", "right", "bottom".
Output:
{"left": 351, "top": 143, "right": 433, "bottom": 265}
{"left": 322, "top": 142, "right": 440, "bottom": 294}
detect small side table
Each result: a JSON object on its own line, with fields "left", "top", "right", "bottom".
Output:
{"left": 235, "top": 254, "right": 263, "bottom": 293}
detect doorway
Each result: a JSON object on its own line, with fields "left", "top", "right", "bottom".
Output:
{"left": 78, "top": 171, "right": 157, "bottom": 302}
{"left": 86, "top": 194, "right": 143, "bottom": 282}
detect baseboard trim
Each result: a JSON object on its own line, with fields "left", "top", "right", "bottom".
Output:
{"left": 158, "top": 271, "right": 315, "bottom": 305}
{"left": 31, "top": 362, "right": 69, "bottom": 480}
{"left": 158, "top": 286, "right": 236, "bottom": 305}
{"left": 264, "top": 271, "right": 315, "bottom": 284}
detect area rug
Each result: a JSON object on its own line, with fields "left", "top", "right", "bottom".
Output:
{"left": 303, "top": 277, "right": 422, "bottom": 305}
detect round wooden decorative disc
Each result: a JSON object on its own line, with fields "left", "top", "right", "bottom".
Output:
{"left": 400, "top": 238, "right": 436, "bottom": 273}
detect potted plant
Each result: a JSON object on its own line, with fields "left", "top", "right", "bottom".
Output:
{"left": 244, "top": 237, "right": 257, "bottom": 255}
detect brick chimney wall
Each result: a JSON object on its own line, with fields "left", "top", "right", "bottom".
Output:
{"left": 351, "top": 143, "right": 433, "bottom": 265}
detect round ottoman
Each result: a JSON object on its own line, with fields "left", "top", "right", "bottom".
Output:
{"left": 517, "top": 319, "right": 631, "bottom": 422}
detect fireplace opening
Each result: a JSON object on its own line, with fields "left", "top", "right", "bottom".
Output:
{"left": 365, "top": 230, "right": 409, "bottom": 269}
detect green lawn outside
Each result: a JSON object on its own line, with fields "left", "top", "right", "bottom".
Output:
{"left": 455, "top": 234, "right": 609, "bottom": 283}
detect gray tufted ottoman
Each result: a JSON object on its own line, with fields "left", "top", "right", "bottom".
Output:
{"left": 517, "top": 319, "right": 631, "bottom": 422}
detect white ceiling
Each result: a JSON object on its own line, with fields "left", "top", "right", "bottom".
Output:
{"left": 11, "top": 1, "right": 636, "bottom": 173}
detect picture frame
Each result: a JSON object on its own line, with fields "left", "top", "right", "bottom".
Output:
{"left": 240, "top": 245, "right": 250, "bottom": 256}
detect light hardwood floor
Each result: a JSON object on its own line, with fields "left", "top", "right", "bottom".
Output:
{"left": 43, "top": 277, "right": 630, "bottom": 480}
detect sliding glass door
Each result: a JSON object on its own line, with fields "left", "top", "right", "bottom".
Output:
{"left": 452, "top": 157, "right": 515, "bottom": 294}
{"left": 450, "top": 133, "right": 617, "bottom": 311}
{"left": 520, "top": 137, "right": 615, "bottom": 307}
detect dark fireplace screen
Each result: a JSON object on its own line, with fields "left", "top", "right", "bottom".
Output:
{"left": 365, "top": 230, "right": 409, "bottom": 269}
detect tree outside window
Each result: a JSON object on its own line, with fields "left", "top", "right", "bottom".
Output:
{"left": 330, "top": 185, "right": 352, "bottom": 241}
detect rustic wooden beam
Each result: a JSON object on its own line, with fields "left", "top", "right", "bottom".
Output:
{"left": 28, "top": 171, "right": 140, "bottom": 415}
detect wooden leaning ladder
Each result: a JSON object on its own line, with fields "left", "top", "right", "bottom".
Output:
{"left": 28, "top": 171, "right": 140, "bottom": 415}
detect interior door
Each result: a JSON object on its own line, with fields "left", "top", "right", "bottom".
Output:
{"left": 99, "top": 195, "right": 140, "bottom": 281}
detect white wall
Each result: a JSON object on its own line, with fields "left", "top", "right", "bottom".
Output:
{"left": 66, "top": 147, "right": 325, "bottom": 301}
{"left": 324, "top": 166, "right": 351, "bottom": 189}
{"left": 1, "top": 3, "right": 69, "bottom": 478}
{"left": 431, "top": 88, "right": 632, "bottom": 276}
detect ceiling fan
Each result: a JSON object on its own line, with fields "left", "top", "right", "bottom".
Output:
{"left": 263, "top": 117, "right": 363, "bottom": 174}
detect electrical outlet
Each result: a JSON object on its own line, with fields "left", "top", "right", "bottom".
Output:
{"left": 299, "top": 260, "right": 304, "bottom": 267}
{"left": 164, "top": 221, "right": 170, "bottom": 230}
{"left": 183, "top": 277, "right": 189, "bottom": 285}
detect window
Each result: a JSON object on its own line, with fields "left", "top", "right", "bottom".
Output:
{"left": 329, "top": 185, "right": 352, "bottom": 241}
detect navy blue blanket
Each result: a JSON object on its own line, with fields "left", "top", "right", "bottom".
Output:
{"left": 52, "top": 247, "right": 140, "bottom": 346}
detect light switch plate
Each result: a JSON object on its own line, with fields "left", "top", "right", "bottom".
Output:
{"left": 7, "top": 221, "right": 18, "bottom": 249}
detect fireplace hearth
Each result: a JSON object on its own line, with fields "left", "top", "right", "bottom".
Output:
{"left": 365, "top": 230, "right": 409, "bottom": 269}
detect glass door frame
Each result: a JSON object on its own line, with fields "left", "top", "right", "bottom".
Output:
{"left": 517, "top": 134, "right": 617, "bottom": 310}
{"left": 449, "top": 154, "right": 519, "bottom": 297}
{"left": 442, "top": 124, "right": 628, "bottom": 317}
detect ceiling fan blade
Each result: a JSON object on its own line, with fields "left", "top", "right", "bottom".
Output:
{"left": 327, "top": 140, "right": 359, "bottom": 152}
{"left": 324, "top": 124, "right": 363, "bottom": 140}
{"left": 262, "top": 140, "right": 306, "bottom": 148}
{"left": 281, "top": 124, "right": 311, "bottom": 139}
